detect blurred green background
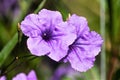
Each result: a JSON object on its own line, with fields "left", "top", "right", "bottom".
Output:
{"left": 0, "top": 0, "right": 120, "bottom": 80}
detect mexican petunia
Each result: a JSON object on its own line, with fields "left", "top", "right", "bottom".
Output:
{"left": 0, "top": 76, "right": 6, "bottom": 80}
{"left": 51, "top": 64, "right": 80, "bottom": 80}
{"left": 20, "top": 9, "right": 76, "bottom": 61}
{"left": 61, "top": 14, "right": 103, "bottom": 72}
{"left": 0, "top": 0, "right": 19, "bottom": 18}
{"left": 12, "top": 70, "right": 37, "bottom": 80}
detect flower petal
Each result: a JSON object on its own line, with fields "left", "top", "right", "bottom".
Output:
{"left": 27, "top": 37, "right": 51, "bottom": 56}
{"left": 38, "top": 9, "right": 63, "bottom": 26}
{"left": 0, "top": 76, "right": 6, "bottom": 80}
{"left": 21, "top": 14, "right": 41, "bottom": 37}
{"left": 75, "top": 31, "right": 103, "bottom": 57}
{"left": 47, "top": 23, "right": 77, "bottom": 61}
{"left": 54, "top": 22, "right": 77, "bottom": 49}
{"left": 27, "top": 70, "right": 37, "bottom": 80}
{"left": 12, "top": 73, "right": 27, "bottom": 80}
{"left": 67, "top": 51, "right": 95, "bottom": 72}
{"left": 47, "top": 40, "right": 68, "bottom": 61}
{"left": 68, "top": 14, "right": 90, "bottom": 35}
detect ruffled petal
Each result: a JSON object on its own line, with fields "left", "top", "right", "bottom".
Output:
{"left": 37, "top": 9, "right": 63, "bottom": 33}
{"left": 75, "top": 31, "right": 103, "bottom": 57}
{"left": 12, "top": 73, "right": 27, "bottom": 80}
{"left": 47, "top": 22, "right": 77, "bottom": 61}
{"left": 55, "top": 22, "right": 77, "bottom": 48}
{"left": 38, "top": 9, "right": 63, "bottom": 26}
{"left": 27, "top": 37, "right": 51, "bottom": 56}
{"left": 47, "top": 33, "right": 76, "bottom": 61}
{"left": 27, "top": 70, "right": 37, "bottom": 80}
{"left": 67, "top": 51, "right": 95, "bottom": 72}
{"left": 20, "top": 14, "right": 41, "bottom": 37}
{"left": 68, "top": 14, "right": 90, "bottom": 35}
{"left": 47, "top": 39, "right": 68, "bottom": 61}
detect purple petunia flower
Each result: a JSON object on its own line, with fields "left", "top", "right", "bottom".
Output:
{"left": 0, "top": 76, "right": 6, "bottom": 80}
{"left": 12, "top": 70, "right": 37, "bottom": 80}
{"left": 21, "top": 9, "right": 103, "bottom": 72}
{"left": 61, "top": 14, "right": 103, "bottom": 72}
{"left": 51, "top": 64, "right": 80, "bottom": 80}
{"left": 21, "top": 9, "right": 76, "bottom": 61}
{"left": 0, "top": 0, "right": 19, "bottom": 17}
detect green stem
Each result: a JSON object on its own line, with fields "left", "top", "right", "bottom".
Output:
{"left": 1, "top": 55, "right": 38, "bottom": 76}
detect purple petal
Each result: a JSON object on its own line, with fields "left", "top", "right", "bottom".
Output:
{"left": 27, "top": 70, "right": 37, "bottom": 80}
{"left": 68, "top": 14, "right": 90, "bottom": 35}
{"left": 27, "top": 37, "right": 51, "bottom": 56}
{"left": 56, "top": 22, "right": 77, "bottom": 46}
{"left": 65, "top": 31, "right": 103, "bottom": 72}
{"left": 47, "top": 32, "right": 76, "bottom": 61}
{"left": 67, "top": 51, "right": 95, "bottom": 72}
{"left": 47, "top": 22, "right": 77, "bottom": 61}
{"left": 12, "top": 73, "right": 27, "bottom": 80}
{"left": 0, "top": 76, "right": 6, "bottom": 80}
{"left": 75, "top": 31, "right": 103, "bottom": 57}
{"left": 38, "top": 9, "right": 63, "bottom": 26}
{"left": 21, "top": 9, "right": 63, "bottom": 38}
{"left": 21, "top": 14, "right": 40, "bottom": 37}
{"left": 47, "top": 40, "right": 68, "bottom": 61}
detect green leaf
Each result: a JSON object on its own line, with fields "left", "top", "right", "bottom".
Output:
{"left": 62, "top": 77, "right": 72, "bottom": 80}
{"left": 113, "top": 0, "right": 120, "bottom": 43}
{"left": 34, "top": 0, "right": 47, "bottom": 14}
{"left": 54, "top": 0, "right": 69, "bottom": 20}
{"left": 0, "top": 33, "right": 18, "bottom": 67}
{"left": 0, "top": 23, "right": 11, "bottom": 45}
{"left": 11, "top": 0, "right": 33, "bottom": 35}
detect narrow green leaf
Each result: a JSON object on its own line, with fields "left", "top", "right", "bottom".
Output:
{"left": 113, "top": 0, "right": 120, "bottom": 43}
{"left": 0, "top": 33, "right": 18, "bottom": 67}
{"left": 34, "top": 0, "right": 47, "bottom": 14}
{"left": 0, "top": 23, "right": 11, "bottom": 45}
{"left": 54, "top": 1, "right": 69, "bottom": 20}
{"left": 11, "top": 0, "right": 33, "bottom": 35}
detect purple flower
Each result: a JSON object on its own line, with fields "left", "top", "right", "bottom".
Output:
{"left": 0, "top": 0, "right": 19, "bottom": 17}
{"left": 0, "top": 76, "right": 6, "bottom": 80}
{"left": 12, "top": 70, "right": 37, "bottom": 80}
{"left": 62, "top": 14, "right": 103, "bottom": 72}
{"left": 21, "top": 9, "right": 76, "bottom": 61}
{"left": 21, "top": 9, "right": 103, "bottom": 72}
{"left": 51, "top": 64, "right": 80, "bottom": 80}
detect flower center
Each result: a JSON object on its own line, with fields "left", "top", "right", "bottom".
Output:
{"left": 41, "top": 29, "right": 53, "bottom": 41}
